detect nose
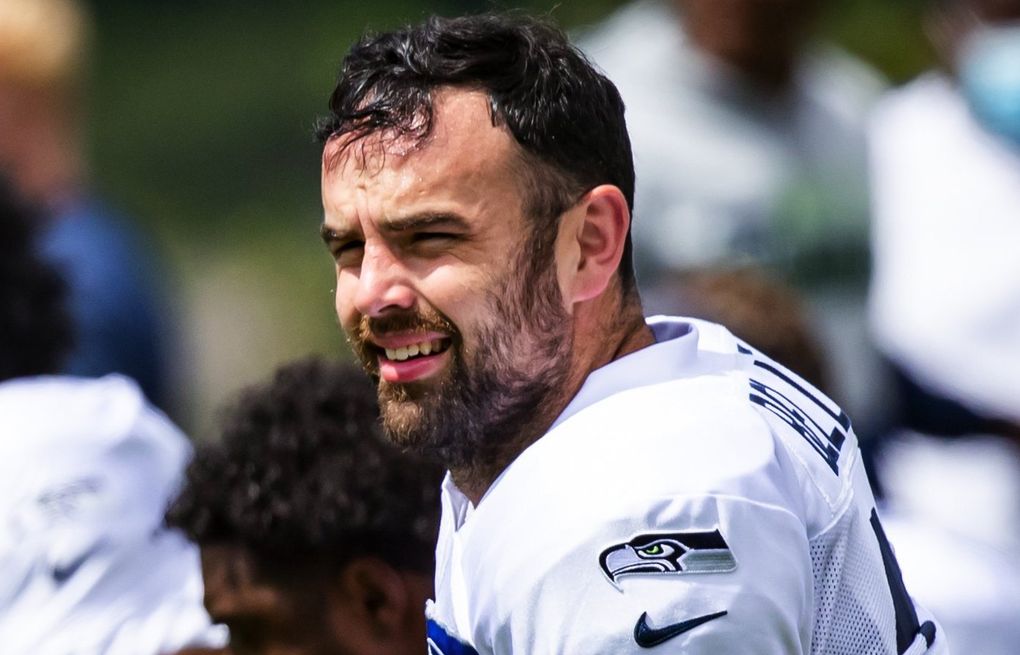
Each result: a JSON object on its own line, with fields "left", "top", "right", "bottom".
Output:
{"left": 351, "top": 242, "right": 417, "bottom": 317}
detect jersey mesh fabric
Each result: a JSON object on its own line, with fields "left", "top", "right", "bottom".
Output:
{"left": 809, "top": 508, "right": 896, "bottom": 654}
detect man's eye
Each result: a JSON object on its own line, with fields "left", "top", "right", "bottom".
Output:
{"left": 412, "top": 232, "right": 456, "bottom": 244}
{"left": 331, "top": 241, "right": 364, "bottom": 264}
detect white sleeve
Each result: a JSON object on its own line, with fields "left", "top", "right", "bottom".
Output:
{"left": 0, "top": 376, "right": 223, "bottom": 654}
{"left": 483, "top": 494, "right": 812, "bottom": 654}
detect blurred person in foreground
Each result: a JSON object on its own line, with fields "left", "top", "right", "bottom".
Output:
{"left": 166, "top": 358, "right": 442, "bottom": 655}
{"left": 0, "top": 0, "right": 171, "bottom": 408}
{"left": 867, "top": 0, "right": 1020, "bottom": 651}
{"left": 0, "top": 179, "right": 222, "bottom": 654}
{"left": 318, "top": 13, "right": 945, "bottom": 654}
{"left": 577, "top": 0, "right": 888, "bottom": 433}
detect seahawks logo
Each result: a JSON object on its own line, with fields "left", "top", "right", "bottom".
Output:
{"left": 599, "top": 529, "right": 737, "bottom": 587}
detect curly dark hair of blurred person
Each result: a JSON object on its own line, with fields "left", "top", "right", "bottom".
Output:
{"left": 316, "top": 12, "right": 638, "bottom": 299}
{"left": 0, "top": 177, "right": 72, "bottom": 382}
{"left": 167, "top": 358, "right": 444, "bottom": 654}
{"left": 167, "top": 357, "right": 443, "bottom": 574}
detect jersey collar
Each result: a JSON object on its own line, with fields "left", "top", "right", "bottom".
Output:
{"left": 548, "top": 315, "right": 700, "bottom": 432}
{"left": 443, "top": 315, "right": 701, "bottom": 517}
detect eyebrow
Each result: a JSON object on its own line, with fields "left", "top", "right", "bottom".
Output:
{"left": 380, "top": 212, "right": 471, "bottom": 234}
{"left": 320, "top": 212, "right": 470, "bottom": 244}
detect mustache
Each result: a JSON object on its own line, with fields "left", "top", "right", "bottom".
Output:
{"left": 353, "top": 309, "right": 458, "bottom": 343}
{"left": 348, "top": 308, "right": 460, "bottom": 369}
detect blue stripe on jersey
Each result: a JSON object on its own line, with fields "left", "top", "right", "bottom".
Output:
{"left": 428, "top": 618, "right": 480, "bottom": 655}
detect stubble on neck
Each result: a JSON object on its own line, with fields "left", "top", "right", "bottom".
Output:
{"left": 451, "top": 285, "right": 654, "bottom": 505}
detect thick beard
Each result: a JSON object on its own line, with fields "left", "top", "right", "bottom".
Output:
{"left": 348, "top": 246, "right": 573, "bottom": 473}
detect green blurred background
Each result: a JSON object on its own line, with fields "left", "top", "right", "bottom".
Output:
{"left": 82, "top": 0, "right": 935, "bottom": 436}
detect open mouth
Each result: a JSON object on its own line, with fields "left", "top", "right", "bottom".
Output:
{"left": 374, "top": 336, "right": 454, "bottom": 384}
{"left": 379, "top": 337, "right": 452, "bottom": 362}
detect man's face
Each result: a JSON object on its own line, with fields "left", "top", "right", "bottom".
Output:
{"left": 971, "top": 0, "right": 1020, "bottom": 22}
{"left": 200, "top": 545, "right": 346, "bottom": 655}
{"left": 677, "top": 0, "right": 822, "bottom": 74}
{"left": 321, "top": 89, "right": 574, "bottom": 470}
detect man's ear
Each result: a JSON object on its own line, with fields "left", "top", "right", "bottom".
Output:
{"left": 334, "top": 558, "right": 410, "bottom": 639}
{"left": 567, "top": 184, "right": 631, "bottom": 304}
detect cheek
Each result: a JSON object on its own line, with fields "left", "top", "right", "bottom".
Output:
{"left": 418, "top": 267, "right": 488, "bottom": 327}
{"left": 333, "top": 273, "right": 361, "bottom": 328}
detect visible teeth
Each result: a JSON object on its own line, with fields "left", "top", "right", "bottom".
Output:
{"left": 383, "top": 339, "right": 446, "bottom": 361}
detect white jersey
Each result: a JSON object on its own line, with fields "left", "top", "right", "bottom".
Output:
{"left": 427, "top": 317, "right": 945, "bottom": 654}
{"left": 0, "top": 375, "right": 225, "bottom": 655}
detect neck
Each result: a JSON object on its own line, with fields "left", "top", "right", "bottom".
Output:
{"left": 452, "top": 289, "right": 654, "bottom": 504}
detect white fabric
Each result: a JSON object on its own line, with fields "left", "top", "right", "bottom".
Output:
{"left": 868, "top": 73, "right": 1020, "bottom": 423}
{"left": 429, "top": 317, "right": 946, "bottom": 654}
{"left": 576, "top": 2, "right": 891, "bottom": 430}
{"left": 0, "top": 375, "right": 225, "bottom": 655}
{"left": 880, "top": 432, "right": 1020, "bottom": 655}
{"left": 577, "top": 0, "right": 884, "bottom": 276}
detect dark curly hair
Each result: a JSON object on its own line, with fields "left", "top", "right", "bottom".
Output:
{"left": 0, "top": 177, "right": 72, "bottom": 382}
{"left": 317, "top": 12, "right": 637, "bottom": 295}
{"left": 166, "top": 357, "right": 443, "bottom": 574}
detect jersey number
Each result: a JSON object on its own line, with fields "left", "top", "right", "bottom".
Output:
{"left": 741, "top": 345, "right": 849, "bottom": 475}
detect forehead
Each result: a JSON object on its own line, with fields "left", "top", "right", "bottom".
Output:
{"left": 321, "top": 88, "right": 524, "bottom": 219}
{"left": 201, "top": 544, "right": 292, "bottom": 615}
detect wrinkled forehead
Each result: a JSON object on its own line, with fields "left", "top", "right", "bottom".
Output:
{"left": 321, "top": 126, "right": 422, "bottom": 178}
{"left": 321, "top": 88, "right": 520, "bottom": 181}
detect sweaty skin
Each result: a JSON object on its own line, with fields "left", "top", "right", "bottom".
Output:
{"left": 322, "top": 89, "right": 653, "bottom": 502}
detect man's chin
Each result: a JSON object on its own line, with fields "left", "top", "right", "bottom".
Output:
{"left": 378, "top": 390, "right": 474, "bottom": 466}
{"left": 378, "top": 394, "right": 431, "bottom": 447}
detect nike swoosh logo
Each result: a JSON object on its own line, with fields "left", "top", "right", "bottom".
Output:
{"left": 633, "top": 610, "right": 728, "bottom": 648}
{"left": 51, "top": 542, "right": 104, "bottom": 585}
{"left": 52, "top": 551, "right": 91, "bottom": 584}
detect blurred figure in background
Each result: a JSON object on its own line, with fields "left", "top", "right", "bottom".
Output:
{"left": 868, "top": 0, "right": 1020, "bottom": 650}
{"left": 664, "top": 266, "right": 831, "bottom": 394}
{"left": 869, "top": 0, "right": 1020, "bottom": 440}
{"left": 578, "top": 0, "right": 885, "bottom": 280}
{"left": 578, "top": 0, "right": 887, "bottom": 429}
{"left": 0, "top": 0, "right": 172, "bottom": 409}
{"left": 167, "top": 358, "right": 443, "bottom": 655}
{"left": 0, "top": 178, "right": 222, "bottom": 654}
